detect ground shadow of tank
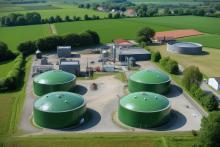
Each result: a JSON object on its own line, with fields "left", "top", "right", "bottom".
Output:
{"left": 58, "top": 108, "right": 101, "bottom": 131}
{"left": 165, "top": 84, "right": 183, "bottom": 98}
{"left": 147, "top": 110, "right": 187, "bottom": 131}
{"left": 72, "top": 85, "right": 88, "bottom": 95}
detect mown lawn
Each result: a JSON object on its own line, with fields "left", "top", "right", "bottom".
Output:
{"left": 0, "top": 56, "right": 32, "bottom": 136}
{"left": 179, "top": 34, "right": 220, "bottom": 49}
{"left": 0, "top": 24, "right": 50, "bottom": 52}
{"left": 3, "top": 132, "right": 197, "bottom": 147}
{"left": 149, "top": 45, "right": 220, "bottom": 77}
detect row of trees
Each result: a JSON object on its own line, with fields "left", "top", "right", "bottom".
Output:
{"left": 182, "top": 66, "right": 218, "bottom": 111}
{"left": 0, "top": 12, "right": 101, "bottom": 26}
{"left": 18, "top": 30, "right": 100, "bottom": 56}
{"left": 0, "top": 42, "right": 16, "bottom": 62}
{"left": 0, "top": 55, "right": 25, "bottom": 92}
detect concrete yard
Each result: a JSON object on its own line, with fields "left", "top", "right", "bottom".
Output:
{"left": 19, "top": 55, "right": 202, "bottom": 135}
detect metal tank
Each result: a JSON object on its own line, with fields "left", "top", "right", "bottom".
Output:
{"left": 118, "top": 92, "right": 171, "bottom": 128}
{"left": 33, "top": 70, "right": 76, "bottom": 96}
{"left": 128, "top": 69, "right": 171, "bottom": 94}
{"left": 33, "top": 92, "right": 86, "bottom": 129}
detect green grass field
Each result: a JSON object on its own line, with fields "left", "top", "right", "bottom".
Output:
{"left": 56, "top": 16, "right": 220, "bottom": 48}
{"left": 0, "top": 59, "right": 15, "bottom": 78}
{"left": 178, "top": 34, "right": 220, "bottom": 49}
{"left": 0, "top": 24, "right": 50, "bottom": 52}
{"left": 2, "top": 132, "right": 197, "bottom": 147}
{"left": 0, "top": 4, "right": 107, "bottom": 19}
{"left": 149, "top": 45, "right": 220, "bottom": 77}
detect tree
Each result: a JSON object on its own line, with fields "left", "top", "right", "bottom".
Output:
{"left": 17, "top": 41, "right": 37, "bottom": 56}
{"left": 84, "top": 14, "right": 90, "bottom": 20}
{"left": 199, "top": 111, "right": 220, "bottom": 147}
{"left": 137, "top": 27, "right": 155, "bottom": 43}
{"left": 48, "top": 16, "right": 55, "bottom": 23}
{"left": 182, "top": 66, "right": 203, "bottom": 90}
{"left": 86, "top": 30, "right": 100, "bottom": 44}
{"left": 151, "top": 51, "right": 161, "bottom": 62}
{"left": 55, "top": 15, "right": 62, "bottom": 22}
{"left": 65, "top": 15, "right": 71, "bottom": 22}
{"left": 114, "top": 13, "right": 121, "bottom": 19}
{"left": 0, "top": 41, "right": 16, "bottom": 61}
{"left": 108, "top": 13, "right": 113, "bottom": 19}
{"left": 202, "top": 94, "right": 218, "bottom": 111}
{"left": 80, "top": 32, "right": 93, "bottom": 46}
{"left": 63, "top": 33, "right": 81, "bottom": 47}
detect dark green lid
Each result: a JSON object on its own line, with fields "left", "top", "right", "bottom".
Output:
{"left": 34, "top": 70, "right": 76, "bottom": 85}
{"left": 34, "top": 92, "right": 85, "bottom": 112}
{"left": 129, "top": 69, "right": 170, "bottom": 84}
{"left": 120, "top": 92, "right": 170, "bottom": 112}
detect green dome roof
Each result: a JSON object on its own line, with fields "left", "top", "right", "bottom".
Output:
{"left": 129, "top": 69, "right": 170, "bottom": 84}
{"left": 34, "top": 70, "right": 76, "bottom": 85}
{"left": 34, "top": 92, "right": 85, "bottom": 112}
{"left": 120, "top": 92, "right": 170, "bottom": 112}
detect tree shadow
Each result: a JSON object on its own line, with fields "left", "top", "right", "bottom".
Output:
{"left": 58, "top": 108, "right": 101, "bottom": 131}
{"left": 72, "top": 84, "right": 88, "bottom": 95}
{"left": 148, "top": 110, "right": 187, "bottom": 131}
{"left": 165, "top": 84, "right": 183, "bottom": 98}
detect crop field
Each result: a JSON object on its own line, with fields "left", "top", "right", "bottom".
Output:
{"left": 0, "top": 59, "right": 15, "bottom": 78}
{"left": 0, "top": 4, "right": 107, "bottom": 19}
{"left": 149, "top": 45, "right": 220, "bottom": 77}
{"left": 0, "top": 24, "right": 50, "bottom": 52}
{"left": 2, "top": 132, "right": 196, "bottom": 147}
{"left": 56, "top": 16, "right": 220, "bottom": 48}
{"left": 178, "top": 34, "right": 220, "bottom": 49}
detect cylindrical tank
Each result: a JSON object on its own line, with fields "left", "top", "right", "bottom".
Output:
{"left": 33, "top": 70, "right": 76, "bottom": 96}
{"left": 118, "top": 92, "right": 171, "bottom": 128}
{"left": 33, "top": 92, "right": 86, "bottom": 129}
{"left": 167, "top": 42, "right": 202, "bottom": 55}
{"left": 128, "top": 69, "right": 171, "bottom": 94}
{"left": 36, "top": 50, "right": 42, "bottom": 59}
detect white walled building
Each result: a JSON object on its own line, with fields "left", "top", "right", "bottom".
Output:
{"left": 208, "top": 77, "right": 220, "bottom": 90}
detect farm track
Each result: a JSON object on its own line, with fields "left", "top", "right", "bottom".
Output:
{"left": 49, "top": 23, "right": 57, "bottom": 35}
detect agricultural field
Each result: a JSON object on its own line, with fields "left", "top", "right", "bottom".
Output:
{"left": 56, "top": 16, "right": 220, "bottom": 49}
{"left": 149, "top": 45, "right": 220, "bottom": 77}
{"left": 0, "top": 24, "right": 50, "bottom": 52}
{"left": 0, "top": 4, "right": 107, "bottom": 19}
{"left": 0, "top": 59, "right": 15, "bottom": 78}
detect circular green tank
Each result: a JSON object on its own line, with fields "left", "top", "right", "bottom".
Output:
{"left": 33, "top": 92, "right": 86, "bottom": 129}
{"left": 128, "top": 69, "right": 171, "bottom": 94}
{"left": 33, "top": 70, "right": 76, "bottom": 96}
{"left": 118, "top": 92, "right": 171, "bottom": 128}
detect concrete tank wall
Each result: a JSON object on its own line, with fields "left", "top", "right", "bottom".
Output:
{"left": 167, "top": 42, "right": 202, "bottom": 55}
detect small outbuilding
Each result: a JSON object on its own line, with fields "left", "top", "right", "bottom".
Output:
{"left": 33, "top": 70, "right": 76, "bottom": 96}
{"left": 118, "top": 92, "right": 171, "bottom": 128}
{"left": 33, "top": 91, "right": 86, "bottom": 129}
{"left": 59, "top": 59, "right": 80, "bottom": 75}
{"left": 57, "top": 46, "right": 71, "bottom": 58}
{"left": 208, "top": 77, "right": 220, "bottom": 90}
{"left": 36, "top": 50, "right": 42, "bottom": 59}
{"left": 128, "top": 69, "right": 171, "bottom": 94}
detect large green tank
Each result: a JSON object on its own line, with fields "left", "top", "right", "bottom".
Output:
{"left": 118, "top": 92, "right": 171, "bottom": 128}
{"left": 33, "top": 70, "right": 76, "bottom": 96}
{"left": 128, "top": 69, "right": 171, "bottom": 94}
{"left": 33, "top": 92, "right": 86, "bottom": 129}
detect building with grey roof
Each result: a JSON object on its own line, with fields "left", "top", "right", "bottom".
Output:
{"left": 59, "top": 59, "right": 80, "bottom": 75}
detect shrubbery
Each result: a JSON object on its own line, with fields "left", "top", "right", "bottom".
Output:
{"left": 182, "top": 66, "right": 218, "bottom": 111}
{"left": 0, "top": 41, "right": 16, "bottom": 61}
{"left": 0, "top": 55, "right": 25, "bottom": 91}
{"left": 18, "top": 30, "right": 100, "bottom": 56}
{"left": 151, "top": 51, "right": 161, "bottom": 62}
{"left": 159, "top": 57, "right": 179, "bottom": 74}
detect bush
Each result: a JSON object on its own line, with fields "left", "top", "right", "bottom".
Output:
{"left": 202, "top": 94, "right": 218, "bottom": 111}
{"left": 0, "top": 41, "right": 16, "bottom": 62}
{"left": 159, "top": 57, "right": 179, "bottom": 74}
{"left": 18, "top": 41, "right": 37, "bottom": 56}
{"left": 151, "top": 51, "right": 161, "bottom": 62}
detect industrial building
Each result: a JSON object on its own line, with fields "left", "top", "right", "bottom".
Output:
{"left": 33, "top": 92, "right": 86, "bottom": 129}
{"left": 118, "top": 92, "right": 171, "bottom": 128}
{"left": 112, "top": 47, "right": 151, "bottom": 62}
{"left": 128, "top": 69, "right": 171, "bottom": 94}
{"left": 59, "top": 59, "right": 80, "bottom": 75}
{"left": 57, "top": 46, "right": 71, "bottom": 58}
{"left": 33, "top": 70, "right": 76, "bottom": 96}
{"left": 167, "top": 42, "right": 203, "bottom": 55}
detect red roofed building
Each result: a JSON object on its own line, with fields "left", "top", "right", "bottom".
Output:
{"left": 114, "top": 39, "right": 135, "bottom": 47}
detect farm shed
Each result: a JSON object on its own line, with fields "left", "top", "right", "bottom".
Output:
{"left": 57, "top": 46, "right": 71, "bottom": 58}
{"left": 59, "top": 59, "right": 80, "bottom": 75}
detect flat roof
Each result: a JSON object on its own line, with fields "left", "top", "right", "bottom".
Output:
{"left": 119, "top": 47, "right": 150, "bottom": 55}
{"left": 60, "top": 61, "right": 79, "bottom": 65}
